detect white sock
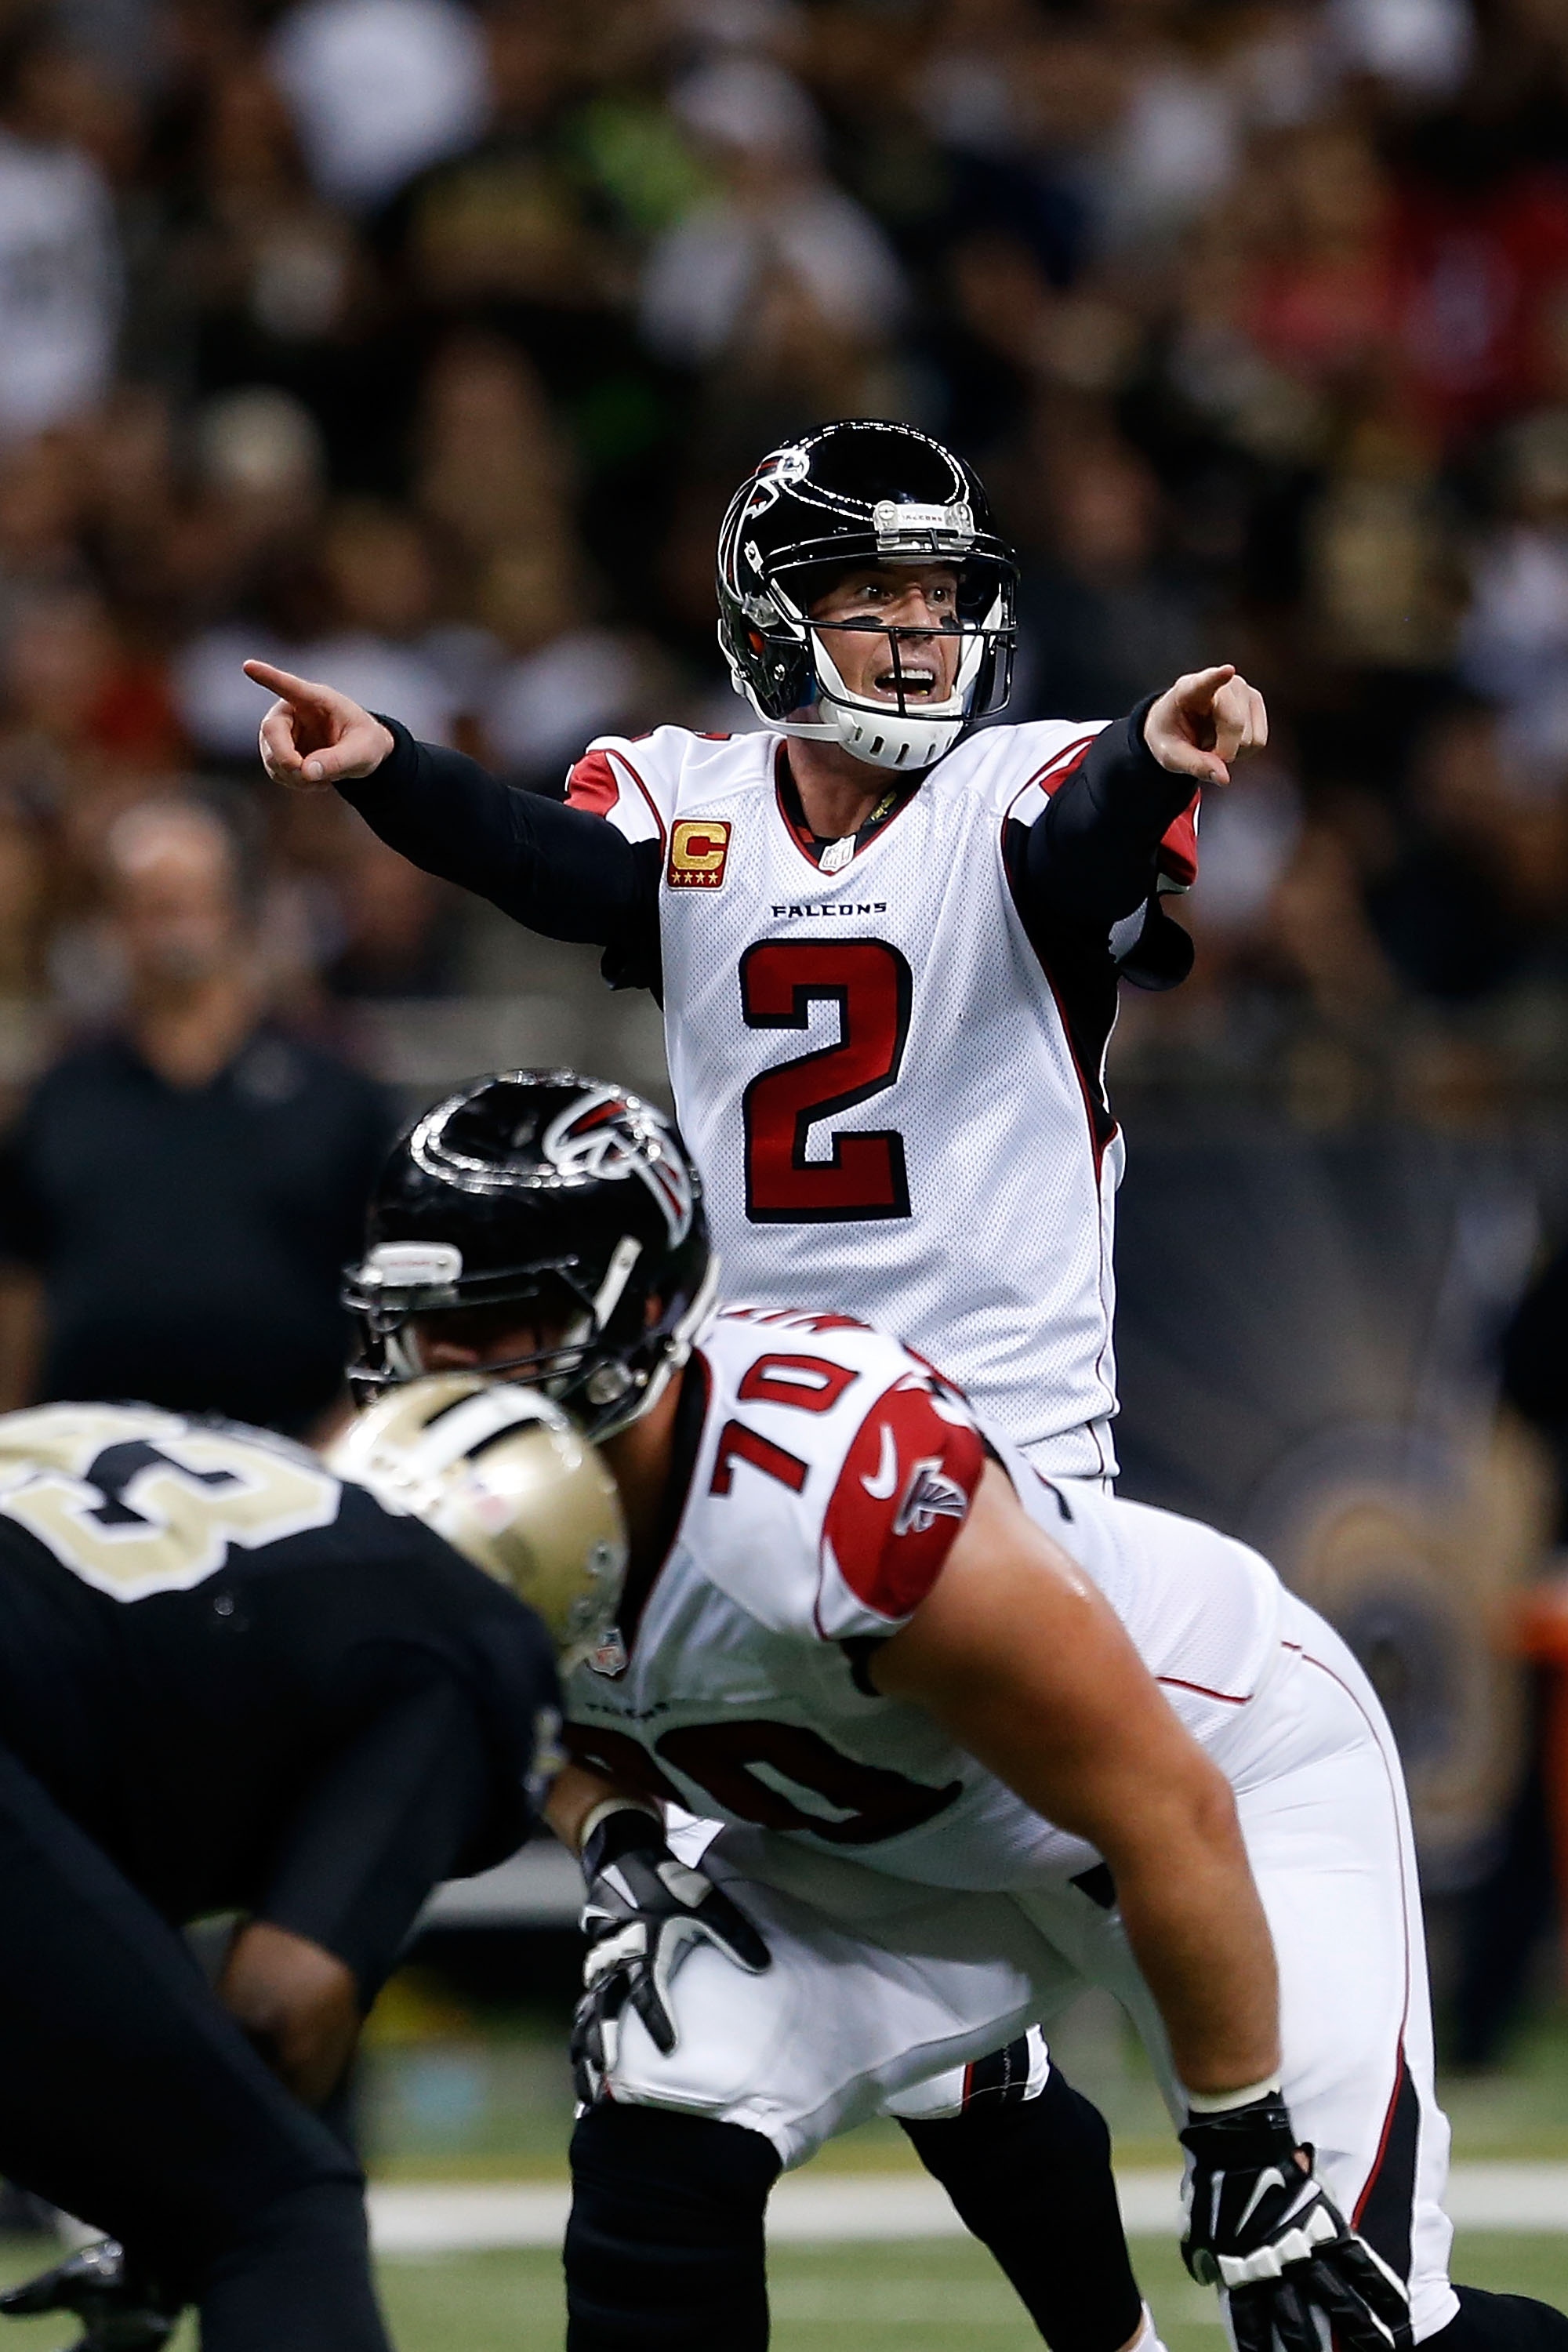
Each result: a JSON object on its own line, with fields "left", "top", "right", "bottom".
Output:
{"left": 1127, "top": 2302, "right": 1171, "bottom": 2352}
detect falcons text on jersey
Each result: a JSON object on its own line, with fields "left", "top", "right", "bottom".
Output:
{"left": 568, "top": 722, "right": 1148, "bottom": 1475}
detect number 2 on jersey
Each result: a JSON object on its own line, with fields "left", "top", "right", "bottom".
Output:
{"left": 740, "top": 940, "right": 913, "bottom": 1221}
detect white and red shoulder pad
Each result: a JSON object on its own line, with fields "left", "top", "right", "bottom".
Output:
{"left": 691, "top": 1307, "right": 988, "bottom": 1646}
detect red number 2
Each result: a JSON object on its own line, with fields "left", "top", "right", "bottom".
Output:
{"left": 740, "top": 940, "right": 913, "bottom": 1222}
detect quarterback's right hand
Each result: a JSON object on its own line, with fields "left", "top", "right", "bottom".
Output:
{"left": 1181, "top": 2092, "right": 1411, "bottom": 2352}
{"left": 0, "top": 2237, "right": 178, "bottom": 2351}
{"left": 244, "top": 659, "right": 394, "bottom": 788}
{"left": 570, "top": 1804, "right": 770, "bottom": 2105}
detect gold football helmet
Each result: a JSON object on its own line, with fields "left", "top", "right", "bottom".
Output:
{"left": 328, "top": 1375, "right": 627, "bottom": 1668}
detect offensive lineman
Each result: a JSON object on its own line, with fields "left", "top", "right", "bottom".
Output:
{"left": 347, "top": 1071, "right": 1171, "bottom": 2352}
{"left": 0, "top": 1385, "right": 619, "bottom": 2350}
{"left": 343, "top": 1073, "right": 1566, "bottom": 2352}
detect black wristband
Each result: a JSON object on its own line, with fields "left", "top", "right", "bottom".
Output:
{"left": 1180, "top": 2091, "right": 1298, "bottom": 2169}
{"left": 582, "top": 1805, "right": 666, "bottom": 1882}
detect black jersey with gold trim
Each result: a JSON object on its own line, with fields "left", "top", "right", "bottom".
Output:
{"left": 0, "top": 1403, "right": 557, "bottom": 1987}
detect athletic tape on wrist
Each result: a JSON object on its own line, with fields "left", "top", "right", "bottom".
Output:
{"left": 1185, "top": 2077, "right": 1283, "bottom": 2115}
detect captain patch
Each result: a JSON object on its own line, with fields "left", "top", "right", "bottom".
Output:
{"left": 668, "top": 820, "right": 731, "bottom": 889}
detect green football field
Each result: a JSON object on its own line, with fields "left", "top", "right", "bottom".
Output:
{"left": 1, "top": 2229, "right": 1563, "bottom": 2352}
{"left": 368, "top": 2230, "right": 1568, "bottom": 2352}
{"left": 369, "top": 2234, "right": 1568, "bottom": 2352}
{"left": 4, "top": 1986, "right": 1566, "bottom": 2349}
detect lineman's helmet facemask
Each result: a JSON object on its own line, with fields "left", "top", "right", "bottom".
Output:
{"left": 343, "top": 1072, "right": 717, "bottom": 1442}
{"left": 327, "top": 1376, "right": 628, "bottom": 1668}
{"left": 716, "top": 417, "right": 1018, "bottom": 773}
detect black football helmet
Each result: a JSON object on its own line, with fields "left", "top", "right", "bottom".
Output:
{"left": 344, "top": 1072, "right": 716, "bottom": 1438}
{"left": 716, "top": 418, "right": 1017, "bottom": 772}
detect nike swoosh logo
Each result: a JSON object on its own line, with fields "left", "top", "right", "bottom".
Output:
{"left": 862, "top": 1424, "right": 898, "bottom": 1501}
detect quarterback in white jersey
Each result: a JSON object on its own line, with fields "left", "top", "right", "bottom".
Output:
{"left": 247, "top": 417, "right": 1267, "bottom": 1477}
{"left": 342, "top": 1076, "right": 1560, "bottom": 2352}
{"left": 561, "top": 712, "right": 1149, "bottom": 1467}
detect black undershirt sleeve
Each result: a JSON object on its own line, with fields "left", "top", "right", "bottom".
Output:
{"left": 1016, "top": 695, "right": 1196, "bottom": 934}
{"left": 336, "top": 720, "right": 660, "bottom": 982}
{"left": 256, "top": 1677, "right": 514, "bottom": 2003}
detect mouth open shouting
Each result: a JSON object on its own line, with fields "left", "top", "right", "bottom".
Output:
{"left": 872, "top": 656, "right": 940, "bottom": 701}
{"left": 809, "top": 562, "right": 964, "bottom": 711}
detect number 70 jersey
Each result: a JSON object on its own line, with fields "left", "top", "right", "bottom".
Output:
{"left": 568, "top": 720, "right": 1127, "bottom": 1478}
{"left": 563, "top": 1305, "right": 1282, "bottom": 1893}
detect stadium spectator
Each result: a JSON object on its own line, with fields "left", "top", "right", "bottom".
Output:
{"left": 267, "top": 0, "right": 490, "bottom": 213}
{"left": 0, "top": 24, "right": 122, "bottom": 443}
{"left": 0, "top": 0, "right": 1565, "bottom": 1099}
{"left": 0, "top": 797, "right": 394, "bottom": 1432}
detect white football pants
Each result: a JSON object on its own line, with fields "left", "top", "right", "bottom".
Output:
{"left": 612, "top": 1594, "right": 1457, "bottom": 2342}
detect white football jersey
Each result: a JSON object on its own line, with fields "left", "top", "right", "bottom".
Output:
{"left": 568, "top": 720, "right": 1160, "bottom": 1475}
{"left": 564, "top": 1305, "right": 1282, "bottom": 1896}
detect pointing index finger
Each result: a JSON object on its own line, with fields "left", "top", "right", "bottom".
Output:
{"left": 243, "top": 658, "right": 318, "bottom": 701}
{"left": 1180, "top": 664, "right": 1237, "bottom": 708}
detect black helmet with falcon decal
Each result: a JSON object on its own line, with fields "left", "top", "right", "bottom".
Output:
{"left": 344, "top": 1071, "right": 715, "bottom": 1436}
{"left": 716, "top": 418, "right": 1018, "bottom": 773}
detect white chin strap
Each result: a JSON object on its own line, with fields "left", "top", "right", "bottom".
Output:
{"left": 742, "top": 604, "right": 996, "bottom": 773}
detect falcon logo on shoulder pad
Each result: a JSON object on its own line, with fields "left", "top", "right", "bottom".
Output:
{"left": 894, "top": 1458, "right": 971, "bottom": 1538}
{"left": 668, "top": 820, "right": 731, "bottom": 890}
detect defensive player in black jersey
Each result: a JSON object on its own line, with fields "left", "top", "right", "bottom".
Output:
{"left": 0, "top": 1387, "right": 622, "bottom": 2352}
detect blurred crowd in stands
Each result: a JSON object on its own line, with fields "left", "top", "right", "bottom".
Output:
{"left": 1, "top": 0, "right": 1567, "bottom": 1108}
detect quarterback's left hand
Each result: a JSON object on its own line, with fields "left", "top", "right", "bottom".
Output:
{"left": 0, "top": 2238, "right": 178, "bottom": 2351}
{"left": 1145, "top": 665, "right": 1268, "bottom": 786}
{"left": 570, "top": 1805, "right": 770, "bottom": 2106}
{"left": 1181, "top": 2093, "right": 1412, "bottom": 2352}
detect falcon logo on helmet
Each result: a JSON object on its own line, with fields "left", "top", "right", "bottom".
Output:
{"left": 343, "top": 1071, "right": 716, "bottom": 1440}
{"left": 542, "top": 1087, "right": 695, "bottom": 1246}
{"left": 716, "top": 417, "right": 1018, "bottom": 775}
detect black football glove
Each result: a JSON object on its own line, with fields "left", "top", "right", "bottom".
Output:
{"left": 0, "top": 2238, "right": 178, "bottom": 2352}
{"left": 570, "top": 1806, "right": 770, "bottom": 2107}
{"left": 1181, "top": 2094, "right": 1412, "bottom": 2352}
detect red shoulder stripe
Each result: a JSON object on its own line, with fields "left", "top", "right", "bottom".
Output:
{"left": 565, "top": 748, "right": 619, "bottom": 815}
{"left": 822, "top": 1377, "right": 985, "bottom": 1623}
{"left": 1159, "top": 794, "right": 1200, "bottom": 888}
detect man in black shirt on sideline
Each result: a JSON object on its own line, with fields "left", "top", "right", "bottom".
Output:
{"left": 0, "top": 797, "right": 394, "bottom": 1434}
{"left": 0, "top": 1381, "right": 622, "bottom": 2352}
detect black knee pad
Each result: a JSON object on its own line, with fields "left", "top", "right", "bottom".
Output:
{"left": 1432, "top": 2287, "right": 1568, "bottom": 2352}
{"left": 566, "top": 2104, "right": 781, "bottom": 2352}
{"left": 902, "top": 2064, "right": 1142, "bottom": 2352}
{"left": 901, "top": 2055, "right": 1112, "bottom": 2190}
